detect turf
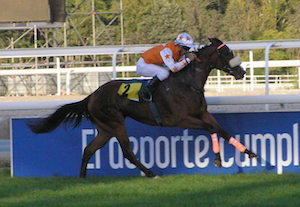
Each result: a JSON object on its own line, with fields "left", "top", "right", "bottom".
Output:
{"left": 0, "top": 169, "right": 299, "bottom": 207}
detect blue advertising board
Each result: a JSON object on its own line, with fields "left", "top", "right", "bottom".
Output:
{"left": 12, "top": 111, "right": 300, "bottom": 177}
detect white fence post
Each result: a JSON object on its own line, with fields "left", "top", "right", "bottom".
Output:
{"left": 217, "top": 70, "right": 222, "bottom": 92}
{"left": 298, "top": 67, "right": 300, "bottom": 89}
{"left": 249, "top": 50, "right": 254, "bottom": 91}
{"left": 112, "top": 48, "right": 123, "bottom": 80}
{"left": 264, "top": 42, "right": 275, "bottom": 111}
{"left": 66, "top": 69, "right": 71, "bottom": 95}
{"left": 56, "top": 57, "right": 61, "bottom": 95}
{"left": 264, "top": 42, "right": 275, "bottom": 95}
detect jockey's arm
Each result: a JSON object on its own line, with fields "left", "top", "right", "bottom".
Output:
{"left": 160, "top": 48, "right": 190, "bottom": 72}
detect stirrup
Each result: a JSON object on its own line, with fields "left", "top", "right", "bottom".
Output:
{"left": 139, "top": 88, "right": 153, "bottom": 102}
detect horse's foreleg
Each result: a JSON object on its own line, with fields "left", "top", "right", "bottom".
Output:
{"left": 210, "top": 133, "right": 222, "bottom": 168}
{"left": 80, "top": 128, "right": 112, "bottom": 178}
{"left": 228, "top": 136, "right": 258, "bottom": 158}
{"left": 196, "top": 113, "right": 225, "bottom": 167}
{"left": 215, "top": 128, "right": 257, "bottom": 158}
{"left": 115, "top": 125, "right": 157, "bottom": 178}
{"left": 180, "top": 116, "right": 223, "bottom": 167}
{"left": 202, "top": 112, "right": 257, "bottom": 165}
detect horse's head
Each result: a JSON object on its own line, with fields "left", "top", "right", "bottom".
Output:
{"left": 203, "top": 38, "right": 246, "bottom": 80}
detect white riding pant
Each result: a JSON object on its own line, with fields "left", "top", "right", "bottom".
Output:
{"left": 136, "top": 58, "right": 170, "bottom": 81}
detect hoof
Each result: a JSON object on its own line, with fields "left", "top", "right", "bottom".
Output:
{"left": 245, "top": 149, "right": 258, "bottom": 159}
{"left": 144, "top": 171, "right": 157, "bottom": 178}
{"left": 214, "top": 153, "right": 222, "bottom": 168}
{"left": 80, "top": 172, "right": 86, "bottom": 178}
{"left": 248, "top": 152, "right": 258, "bottom": 159}
{"left": 214, "top": 158, "right": 222, "bottom": 168}
{"left": 152, "top": 175, "right": 160, "bottom": 179}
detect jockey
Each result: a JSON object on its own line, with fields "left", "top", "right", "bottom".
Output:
{"left": 136, "top": 32, "right": 197, "bottom": 102}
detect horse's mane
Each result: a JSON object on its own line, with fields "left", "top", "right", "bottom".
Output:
{"left": 197, "top": 43, "right": 211, "bottom": 51}
{"left": 168, "top": 38, "right": 222, "bottom": 79}
{"left": 172, "top": 39, "right": 221, "bottom": 77}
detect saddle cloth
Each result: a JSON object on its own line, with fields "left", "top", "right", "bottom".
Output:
{"left": 117, "top": 79, "right": 147, "bottom": 101}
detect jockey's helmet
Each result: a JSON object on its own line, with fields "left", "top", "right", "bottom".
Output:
{"left": 174, "top": 33, "right": 194, "bottom": 49}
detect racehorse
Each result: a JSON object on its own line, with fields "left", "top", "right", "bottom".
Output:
{"left": 28, "top": 38, "right": 258, "bottom": 178}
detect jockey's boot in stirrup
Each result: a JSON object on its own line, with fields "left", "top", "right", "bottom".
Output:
{"left": 139, "top": 76, "right": 161, "bottom": 102}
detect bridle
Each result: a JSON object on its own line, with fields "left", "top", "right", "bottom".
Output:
{"left": 215, "top": 43, "right": 241, "bottom": 75}
{"left": 193, "top": 42, "right": 242, "bottom": 76}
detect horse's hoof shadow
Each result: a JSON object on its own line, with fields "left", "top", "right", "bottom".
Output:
{"left": 152, "top": 175, "right": 160, "bottom": 179}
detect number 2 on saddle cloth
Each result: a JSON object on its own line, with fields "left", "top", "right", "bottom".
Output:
{"left": 117, "top": 80, "right": 144, "bottom": 101}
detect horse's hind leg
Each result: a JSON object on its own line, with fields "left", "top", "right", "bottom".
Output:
{"left": 80, "top": 128, "right": 112, "bottom": 178}
{"left": 115, "top": 124, "right": 156, "bottom": 178}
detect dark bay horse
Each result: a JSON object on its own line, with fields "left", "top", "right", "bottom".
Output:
{"left": 28, "top": 38, "right": 258, "bottom": 178}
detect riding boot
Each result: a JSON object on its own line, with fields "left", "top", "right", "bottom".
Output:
{"left": 139, "top": 76, "right": 161, "bottom": 102}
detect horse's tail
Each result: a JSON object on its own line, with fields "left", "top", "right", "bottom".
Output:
{"left": 28, "top": 96, "right": 91, "bottom": 134}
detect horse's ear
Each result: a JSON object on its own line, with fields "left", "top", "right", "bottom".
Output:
{"left": 208, "top": 38, "right": 218, "bottom": 44}
{"left": 214, "top": 38, "right": 222, "bottom": 43}
{"left": 208, "top": 37, "right": 222, "bottom": 45}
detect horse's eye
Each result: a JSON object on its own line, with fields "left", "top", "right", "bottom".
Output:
{"left": 223, "top": 50, "right": 232, "bottom": 56}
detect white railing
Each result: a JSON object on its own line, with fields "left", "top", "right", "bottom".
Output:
{"left": 0, "top": 65, "right": 137, "bottom": 96}
{"left": 241, "top": 60, "right": 300, "bottom": 91}
{"left": 1, "top": 94, "right": 300, "bottom": 112}
{"left": 0, "top": 60, "right": 299, "bottom": 96}
{"left": 0, "top": 40, "right": 300, "bottom": 97}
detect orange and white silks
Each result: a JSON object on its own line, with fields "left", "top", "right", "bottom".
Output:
{"left": 141, "top": 42, "right": 189, "bottom": 72}
{"left": 211, "top": 133, "right": 220, "bottom": 154}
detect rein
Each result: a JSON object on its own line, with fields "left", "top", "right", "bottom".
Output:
{"left": 176, "top": 41, "right": 232, "bottom": 95}
{"left": 190, "top": 85, "right": 204, "bottom": 94}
